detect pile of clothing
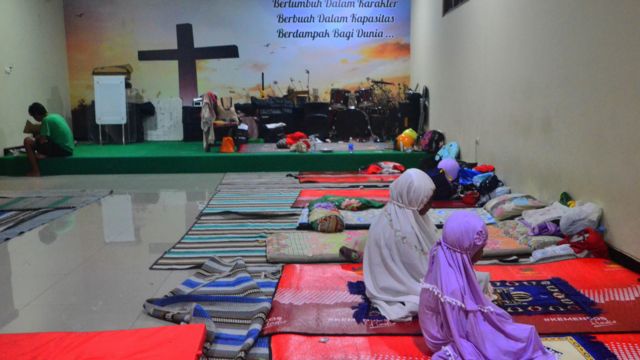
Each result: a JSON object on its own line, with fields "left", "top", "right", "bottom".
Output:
{"left": 417, "top": 130, "right": 508, "bottom": 205}
{"left": 416, "top": 129, "right": 608, "bottom": 261}
{"left": 276, "top": 131, "right": 312, "bottom": 152}
{"left": 521, "top": 193, "right": 606, "bottom": 258}
{"left": 489, "top": 192, "right": 607, "bottom": 261}
{"left": 421, "top": 156, "right": 507, "bottom": 205}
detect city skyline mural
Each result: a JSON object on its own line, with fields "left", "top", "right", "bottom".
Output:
{"left": 64, "top": 0, "right": 411, "bottom": 107}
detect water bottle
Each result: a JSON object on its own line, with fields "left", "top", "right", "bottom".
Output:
{"left": 310, "top": 135, "right": 317, "bottom": 153}
{"left": 348, "top": 137, "right": 354, "bottom": 153}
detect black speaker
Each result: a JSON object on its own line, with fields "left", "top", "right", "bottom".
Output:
{"left": 182, "top": 106, "right": 203, "bottom": 141}
{"left": 398, "top": 101, "right": 420, "bottom": 131}
{"left": 304, "top": 102, "right": 330, "bottom": 116}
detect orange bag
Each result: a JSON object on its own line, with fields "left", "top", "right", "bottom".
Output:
{"left": 396, "top": 134, "right": 414, "bottom": 150}
{"left": 220, "top": 136, "right": 236, "bottom": 153}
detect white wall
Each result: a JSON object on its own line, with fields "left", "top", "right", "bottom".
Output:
{"left": 0, "top": 0, "right": 70, "bottom": 152}
{"left": 411, "top": 0, "right": 640, "bottom": 260}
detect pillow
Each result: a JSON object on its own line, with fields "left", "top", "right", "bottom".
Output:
{"left": 521, "top": 202, "right": 569, "bottom": 228}
{"left": 527, "top": 236, "right": 564, "bottom": 250}
{"left": 484, "top": 194, "right": 546, "bottom": 221}
{"left": 497, "top": 219, "right": 531, "bottom": 244}
{"left": 308, "top": 202, "right": 344, "bottom": 233}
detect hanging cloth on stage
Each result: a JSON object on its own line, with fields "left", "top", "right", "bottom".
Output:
{"left": 201, "top": 92, "right": 217, "bottom": 151}
{"left": 216, "top": 97, "right": 239, "bottom": 123}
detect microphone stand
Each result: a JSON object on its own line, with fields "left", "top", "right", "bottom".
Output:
{"left": 305, "top": 69, "right": 310, "bottom": 101}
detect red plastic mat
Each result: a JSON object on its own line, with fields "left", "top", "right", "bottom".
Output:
{"left": 291, "top": 189, "right": 390, "bottom": 208}
{"left": 271, "top": 335, "right": 430, "bottom": 360}
{"left": 0, "top": 324, "right": 206, "bottom": 360}
{"left": 266, "top": 259, "right": 640, "bottom": 336}
{"left": 293, "top": 188, "right": 469, "bottom": 208}
{"left": 595, "top": 333, "right": 640, "bottom": 360}
{"left": 263, "top": 263, "right": 421, "bottom": 335}
{"left": 477, "top": 258, "right": 640, "bottom": 334}
{"left": 271, "top": 333, "right": 638, "bottom": 360}
{"left": 431, "top": 200, "right": 471, "bottom": 208}
{"left": 297, "top": 172, "right": 400, "bottom": 184}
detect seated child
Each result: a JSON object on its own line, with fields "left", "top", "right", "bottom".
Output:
{"left": 425, "top": 158, "right": 460, "bottom": 201}
{"left": 419, "top": 211, "right": 554, "bottom": 359}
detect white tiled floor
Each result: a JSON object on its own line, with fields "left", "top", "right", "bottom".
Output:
{"left": 0, "top": 174, "right": 224, "bottom": 333}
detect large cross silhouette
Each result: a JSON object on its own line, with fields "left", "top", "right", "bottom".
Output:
{"left": 138, "top": 23, "right": 239, "bottom": 106}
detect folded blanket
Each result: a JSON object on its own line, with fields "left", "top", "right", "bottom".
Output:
{"left": 144, "top": 257, "right": 281, "bottom": 359}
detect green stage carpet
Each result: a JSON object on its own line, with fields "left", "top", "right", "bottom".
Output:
{"left": 0, "top": 142, "right": 426, "bottom": 176}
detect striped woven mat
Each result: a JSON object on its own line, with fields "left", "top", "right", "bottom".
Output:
{"left": 151, "top": 213, "right": 300, "bottom": 270}
{"left": 152, "top": 173, "right": 392, "bottom": 270}
{"left": 203, "top": 192, "right": 300, "bottom": 215}
{"left": 151, "top": 175, "right": 302, "bottom": 270}
{"left": 0, "top": 190, "right": 111, "bottom": 242}
{"left": 0, "top": 190, "right": 111, "bottom": 210}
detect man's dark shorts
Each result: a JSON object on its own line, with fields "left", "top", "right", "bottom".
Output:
{"left": 34, "top": 140, "right": 72, "bottom": 157}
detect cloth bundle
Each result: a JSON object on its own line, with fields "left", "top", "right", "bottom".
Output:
{"left": 473, "top": 164, "right": 495, "bottom": 173}
{"left": 308, "top": 196, "right": 385, "bottom": 211}
{"left": 560, "top": 202, "right": 602, "bottom": 236}
{"left": 558, "top": 227, "right": 608, "bottom": 258}
{"left": 308, "top": 201, "right": 344, "bottom": 233}
{"left": 290, "top": 140, "right": 311, "bottom": 153}
{"left": 361, "top": 161, "right": 406, "bottom": 175}
{"left": 285, "top": 132, "right": 308, "bottom": 147}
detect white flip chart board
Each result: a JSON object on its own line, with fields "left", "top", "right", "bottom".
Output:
{"left": 94, "top": 75, "right": 126, "bottom": 125}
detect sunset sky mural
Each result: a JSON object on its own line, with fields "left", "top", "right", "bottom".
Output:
{"left": 64, "top": 0, "right": 411, "bottom": 107}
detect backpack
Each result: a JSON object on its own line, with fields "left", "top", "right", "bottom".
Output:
{"left": 420, "top": 130, "right": 445, "bottom": 153}
{"left": 216, "top": 97, "right": 239, "bottom": 122}
{"left": 435, "top": 142, "right": 460, "bottom": 161}
{"left": 477, "top": 174, "right": 503, "bottom": 196}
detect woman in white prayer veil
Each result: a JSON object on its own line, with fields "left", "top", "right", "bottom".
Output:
{"left": 363, "top": 168, "right": 439, "bottom": 321}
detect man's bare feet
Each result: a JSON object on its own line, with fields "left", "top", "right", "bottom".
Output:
{"left": 26, "top": 170, "right": 41, "bottom": 177}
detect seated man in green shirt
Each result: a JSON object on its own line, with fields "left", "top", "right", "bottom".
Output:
{"left": 23, "top": 102, "right": 74, "bottom": 176}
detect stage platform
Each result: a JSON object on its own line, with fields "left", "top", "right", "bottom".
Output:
{"left": 0, "top": 141, "right": 426, "bottom": 176}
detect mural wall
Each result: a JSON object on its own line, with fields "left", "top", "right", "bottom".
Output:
{"left": 64, "top": 0, "right": 411, "bottom": 108}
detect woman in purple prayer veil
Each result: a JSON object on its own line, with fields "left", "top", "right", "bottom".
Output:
{"left": 419, "top": 211, "right": 554, "bottom": 359}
